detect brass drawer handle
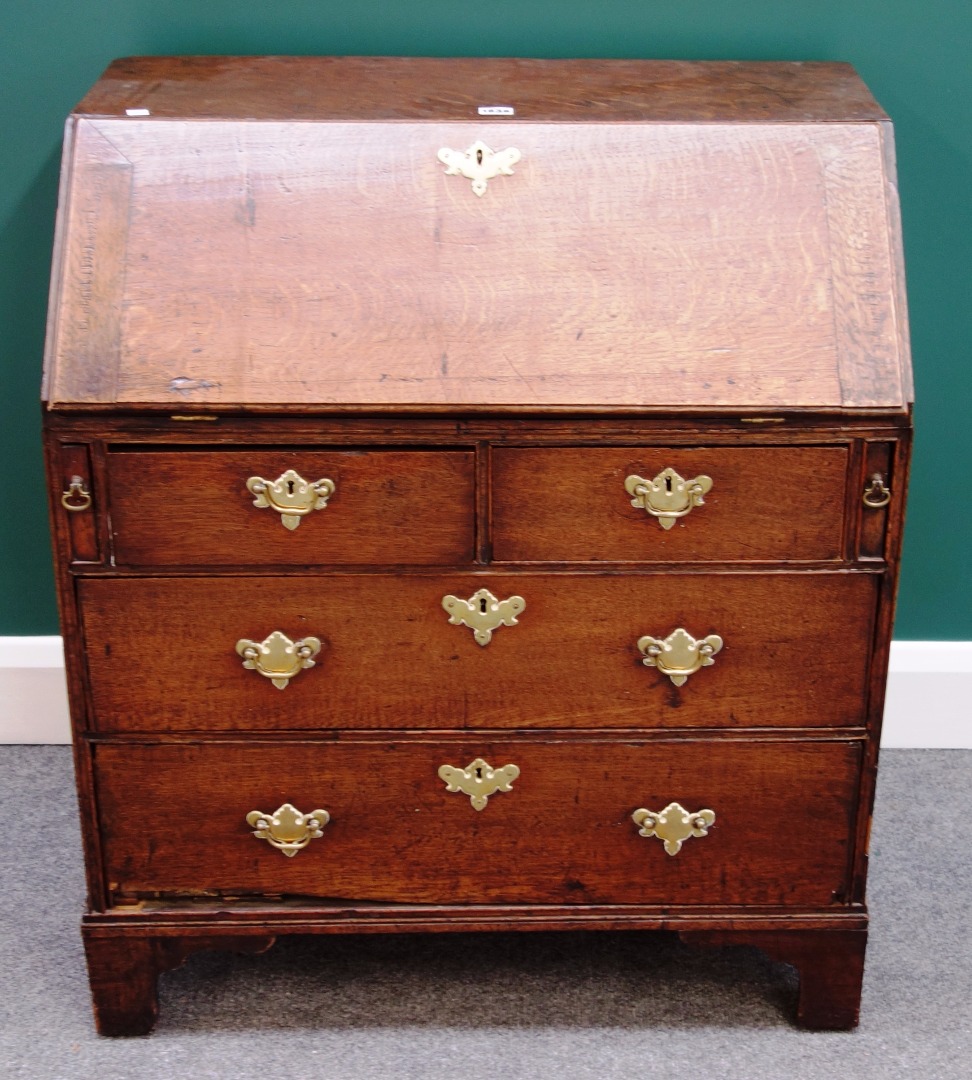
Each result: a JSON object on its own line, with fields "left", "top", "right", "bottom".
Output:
{"left": 246, "top": 469, "right": 335, "bottom": 530}
{"left": 61, "top": 475, "right": 92, "bottom": 511}
{"left": 632, "top": 802, "right": 715, "bottom": 856}
{"left": 439, "top": 758, "right": 520, "bottom": 811}
{"left": 246, "top": 803, "right": 330, "bottom": 857}
{"left": 437, "top": 141, "right": 521, "bottom": 197}
{"left": 235, "top": 631, "right": 322, "bottom": 689}
{"left": 638, "top": 628, "right": 723, "bottom": 687}
{"left": 862, "top": 473, "right": 891, "bottom": 508}
{"left": 624, "top": 468, "right": 712, "bottom": 530}
{"left": 442, "top": 588, "right": 525, "bottom": 646}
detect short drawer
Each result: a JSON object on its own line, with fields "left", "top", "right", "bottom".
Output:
{"left": 106, "top": 449, "right": 475, "bottom": 565}
{"left": 491, "top": 446, "right": 848, "bottom": 563}
{"left": 79, "top": 571, "right": 877, "bottom": 731}
{"left": 94, "top": 737, "right": 861, "bottom": 908}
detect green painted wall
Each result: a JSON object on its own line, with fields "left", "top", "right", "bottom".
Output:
{"left": 1, "top": 2, "right": 968, "bottom": 637}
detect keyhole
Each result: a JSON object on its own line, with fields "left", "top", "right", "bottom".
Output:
{"left": 480, "top": 597, "right": 488, "bottom": 613}
{"left": 476, "top": 148, "right": 483, "bottom": 165}
{"left": 287, "top": 479, "right": 295, "bottom": 495}
{"left": 665, "top": 475, "right": 673, "bottom": 493}
{"left": 475, "top": 766, "right": 483, "bottom": 779}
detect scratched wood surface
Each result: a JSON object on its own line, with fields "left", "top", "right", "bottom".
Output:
{"left": 78, "top": 572, "right": 877, "bottom": 731}
{"left": 92, "top": 737, "right": 861, "bottom": 907}
{"left": 44, "top": 63, "right": 910, "bottom": 409}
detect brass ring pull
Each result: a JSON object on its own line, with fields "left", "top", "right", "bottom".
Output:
{"left": 236, "top": 631, "right": 322, "bottom": 690}
{"left": 439, "top": 758, "right": 520, "bottom": 811}
{"left": 61, "top": 475, "right": 92, "bottom": 512}
{"left": 632, "top": 802, "right": 715, "bottom": 856}
{"left": 862, "top": 473, "right": 891, "bottom": 508}
{"left": 246, "top": 803, "right": 330, "bottom": 857}
{"left": 638, "top": 628, "right": 723, "bottom": 687}
{"left": 246, "top": 470, "right": 335, "bottom": 530}
{"left": 437, "top": 141, "right": 521, "bottom": 197}
{"left": 624, "top": 469, "right": 712, "bottom": 530}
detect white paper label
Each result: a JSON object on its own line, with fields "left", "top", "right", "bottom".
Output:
{"left": 477, "top": 106, "right": 515, "bottom": 116}
{"left": 125, "top": 108, "right": 151, "bottom": 116}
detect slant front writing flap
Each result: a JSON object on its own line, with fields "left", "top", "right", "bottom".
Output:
{"left": 44, "top": 101, "right": 910, "bottom": 410}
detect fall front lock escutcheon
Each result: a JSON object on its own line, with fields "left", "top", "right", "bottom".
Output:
{"left": 437, "top": 141, "right": 522, "bottom": 196}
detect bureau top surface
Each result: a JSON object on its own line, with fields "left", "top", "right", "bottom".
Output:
{"left": 43, "top": 56, "right": 912, "bottom": 413}
{"left": 74, "top": 56, "right": 887, "bottom": 123}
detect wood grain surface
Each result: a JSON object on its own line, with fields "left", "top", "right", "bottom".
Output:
{"left": 93, "top": 737, "right": 861, "bottom": 907}
{"left": 78, "top": 572, "right": 878, "bottom": 731}
{"left": 74, "top": 57, "right": 889, "bottom": 123}
{"left": 45, "top": 114, "right": 908, "bottom": 409}
{"left": 106, "top": 448, "right": 475, "bottom": 566}
{"left": 492, "top": 445, "right": 848, "bottom": 562}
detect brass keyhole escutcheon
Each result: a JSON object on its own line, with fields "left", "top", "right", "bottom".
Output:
{"left": 442, "top": 588, "right": 525, "bottom": 646}
{"left": 439, "top": 758, "right": 520, "bottom": 811}
{"left": 246, "top": 469, "right": 335, "bottom": 530}
{"left": 625, "top": 468, "right": 713, "bottom": 530}
{"left": 437, "top": 141, "right": 522, "bottom": 197}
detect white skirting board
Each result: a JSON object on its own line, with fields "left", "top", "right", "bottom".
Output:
{"left": 0, "top": 637, "right": 969, "bottom": 747}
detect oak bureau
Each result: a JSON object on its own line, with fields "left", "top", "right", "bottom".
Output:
{"left": 43, "top": 56, "right": 912, "bottom": 1034}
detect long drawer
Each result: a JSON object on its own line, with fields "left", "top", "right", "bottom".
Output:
{"left": 492, "top": 446, "right": 848, "bottom": 563}
{"left": 94, "top": 737, "right": 861, "bottom": 907}
{"left": 79, "top": 572, "right": 878, "bottom": 731}
{"left": 106, "top": 448, "right": 476, "bottom": 566}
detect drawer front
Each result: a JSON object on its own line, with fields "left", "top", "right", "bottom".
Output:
{"left": 80, "top": 572, "right": 877, "bottom": 731}
{"left": 94, "top": 738, "right": 860, "bottom": 907}
{"left": 492, "top": 447, "right": 848, "bottom": 563}
{"left": 107, "top": 449, "right": 475, "bottom": 565}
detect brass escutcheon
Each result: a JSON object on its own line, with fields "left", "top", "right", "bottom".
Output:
{"left": 632, "top": 802, "right": 716, "bottom": 856}
{"left": 442, "top": 588, "right": 525, "bottom": 646}
{"left": 862, "top": 473, "right": 891, "bottom": 508}
{"left": 437, "top": 141, "right": 522, "bottom": 197}
{"left": 246, "top": 803, "right": 330, "bottom": 857}
{"left": 236, "top": 631, "right": 322, "bottom": 690}
{"left": 246, "top": 469, "right": 335, "bottom": 530}
{"left": 624, "top": 468, "right": 713, "bottom": 530}
{"left": 61, "top": 475, "right": 92, "bottom": 512}
{"left": 439, "top": 758, "right": 520, "bottom": 811}
{"left": 638, "top": 628, "right": 723, "bottom": 687}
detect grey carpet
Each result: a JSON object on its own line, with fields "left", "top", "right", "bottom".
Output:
{"left": 1, "top": 747, "right": 969, "bottom": 1079}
